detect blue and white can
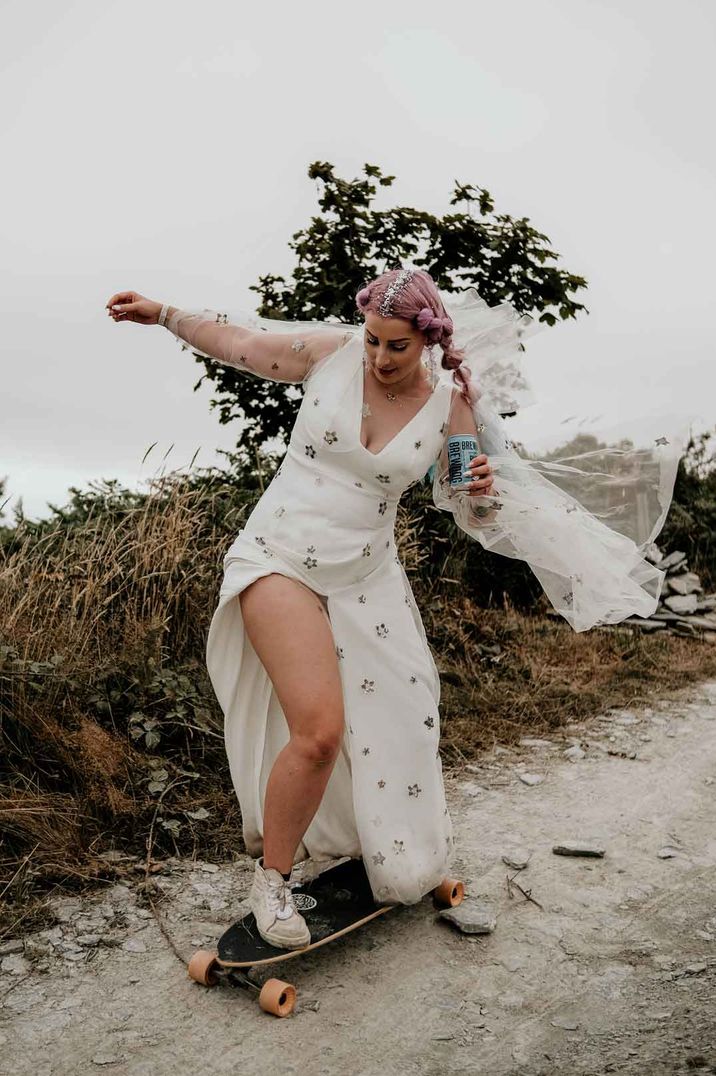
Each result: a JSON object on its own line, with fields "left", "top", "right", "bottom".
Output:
{"left": 447, "top": 435, "right": 479, "bottom": 488}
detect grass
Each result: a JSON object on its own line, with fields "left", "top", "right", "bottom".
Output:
{"left": 1, "top": 466, "right": 715, "bottom": 937}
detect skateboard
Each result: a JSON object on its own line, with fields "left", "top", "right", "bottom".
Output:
{"left": 187, "top": 856, "right": 464, "bottom": 1017}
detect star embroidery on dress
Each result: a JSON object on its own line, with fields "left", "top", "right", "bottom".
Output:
{"left": 566, "top": 505, "right": 577, "bottom": 513}
{"left": 274, "top": 505, "right": 286, "bottom": 518}
{"left": 271, "top": 362, "right": 279, "bottom": 370}
{"left": 410, "top": 675, "right": 418, "bottom": 684}
{"left": 254, "top": 536, "right": 266, "bottom": 545}
{"left": 362, "top": 746, "right": 371, "bottom": 755}
{"left": 372, "top": 851, "right": 385, "bottom": 866}
{"left": 375, "top": 623, "right": 389, "bottom": 638}
{"left": 362, "top": 543, "right": 372, "bottom": 557}
{"left": 408, "top": 783, "right": 422, "bottom": 797}
{"left": 291, "top": 339, "right": 306, "bottom": 352}
{"left": 414, "top": 440, "right": 422, "bottom": 449}
{"left": 262, "top": 547, "right": 275, "bottom": 558}
{"left": 424, "top": 715, "right": 434, "bottom": 729}
{"left": 323, "top": 430, "right": 338, "bottom": 445}
{"left": 561, "top": 591, "right": 573, "bottom": 604}
{"left": 335, "top": 645, "right": 344, "bottom": 660}
{"left": 238, "top": 355, "right": 248, "bottom": 365}
{"left": 313, "top": 397, "right": 320, "bottom": 406}
{"left": 655, "top": 436, "right": 669, "bottom": 446}
{"left": 377, "top": 779, "right": 386, "bottom": 789}
{"left": 393, "top": 840, "right": 405, "bottom": 855}
{"left": 378, "top": 500, "right": 387, "bottom": 515}
{"left": 215, "top": 312, "right": 229, "bottom": 324}
{"left": 376, "top": 474, "right": 391, "bottom": 484}
{"left": 404, "top": 596, "right": 411, "bottom": 606}
{"left": 476, "top": 423, "right": 486, "bottom": 433}
{"left": 360, "top": 679, "right": 375, "bottom": 694}
{"left": 303, "top": 554, "right": 318, "bottom": 569}
{"left": 304, "top": 444, "right": 316, "bottom": 458}
{"left": 358, "top": 594, "right": 366, "bottom": 604}
{"left": 354, "top": 480, "right": 364, "bottom": 488}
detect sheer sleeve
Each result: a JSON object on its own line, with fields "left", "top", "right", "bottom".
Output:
{"left": 431, "top": 388, "right": 502, "bottom": 529}
{"left": 162, "top": 307, "right": 353, "bottom": 385}
{"left": 431, "top": 386, "right": 682, "bottom": 633}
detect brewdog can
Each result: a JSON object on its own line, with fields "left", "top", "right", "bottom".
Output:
{"left": 447, "top": 435, "right": 479, "bottom": 488}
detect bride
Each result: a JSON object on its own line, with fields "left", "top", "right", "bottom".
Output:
{"left": 107, "top": 266, "right": 680, "bottom": 949}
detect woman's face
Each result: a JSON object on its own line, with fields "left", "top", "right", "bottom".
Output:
{"left": 363, "top": 312, "right": 428, "bottom": 389}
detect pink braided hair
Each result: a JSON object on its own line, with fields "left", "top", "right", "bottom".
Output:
{"left": 356, "top": 271, "right": 479, "bottom": 405}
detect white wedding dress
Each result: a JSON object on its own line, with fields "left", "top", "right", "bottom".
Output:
{"left": 161, "top": 293, "right": 681, "bottom": 905}
{"left": 202, "top": 328, "right": 456, "bottom": 905}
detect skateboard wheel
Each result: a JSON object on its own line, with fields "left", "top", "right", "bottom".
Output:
{"left": 187, "top": 949, "right": 220, "bottom": 987}
{"left": 258, "top": 978, "right": 296, "bottom": 1017}
{"left": 433, "top": 878, "right": 464, "bottom": 908}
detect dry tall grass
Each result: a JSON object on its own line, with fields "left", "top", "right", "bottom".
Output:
{"left": 2, "top": 467, "right": 715, "bottom": 934}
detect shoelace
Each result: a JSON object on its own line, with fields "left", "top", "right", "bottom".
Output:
{"left": 267, "top": 880, "right": 297, "bottom": 921}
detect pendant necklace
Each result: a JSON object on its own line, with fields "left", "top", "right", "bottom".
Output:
{"left": 362, "top": 362, "right": 431, "bottom": 417}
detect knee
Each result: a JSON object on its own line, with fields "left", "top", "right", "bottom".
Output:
{"left": 292, "top": 724, "right": 343, "bottom": 767}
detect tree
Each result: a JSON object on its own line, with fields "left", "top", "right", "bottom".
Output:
{"left": 193, "top": 161, "right": 589, "bottom": 465}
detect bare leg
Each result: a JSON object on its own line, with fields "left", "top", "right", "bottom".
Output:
{"left": 239, "top": 574, "right": 344, "bottom": 875}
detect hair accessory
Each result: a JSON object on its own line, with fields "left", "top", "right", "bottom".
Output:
{"left": 378, "top": 268, "right": 415, "bottom": 317}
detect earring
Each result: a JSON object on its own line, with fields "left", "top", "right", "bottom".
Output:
{"left": 427, "top": 345, "right": 437, "bottom": 387}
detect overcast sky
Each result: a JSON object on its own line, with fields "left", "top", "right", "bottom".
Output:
{"left": 2, "top": 0, "right": 714, "bottom": 522}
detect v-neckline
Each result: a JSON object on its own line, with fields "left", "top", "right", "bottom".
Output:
{"left": 356, "top": 356, "right": 441, "bottom": 458}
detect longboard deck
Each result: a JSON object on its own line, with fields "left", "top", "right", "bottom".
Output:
{"left": 216, "top": 857, "right": 393, "bottom": 968}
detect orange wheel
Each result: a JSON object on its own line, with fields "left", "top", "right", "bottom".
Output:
{"left": 187, "top": 949, "right": 220, "bottom": 987}
{"left": 258, "top": 978, "right": 296, "bottom": 1017}
{"left": 433, "top": 877, "right": 465, "bottom": 908}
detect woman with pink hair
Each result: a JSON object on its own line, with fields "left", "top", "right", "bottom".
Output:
{"left": 106, "top": 266, "right": 679, "bottom": 949}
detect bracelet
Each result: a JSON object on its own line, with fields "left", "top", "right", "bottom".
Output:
{"left": 158, "top": 303, "right": 170, "bottom": 327}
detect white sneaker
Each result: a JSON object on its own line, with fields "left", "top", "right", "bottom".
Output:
{"left": 248, "top": 857, "right": 311, "bottom": 949}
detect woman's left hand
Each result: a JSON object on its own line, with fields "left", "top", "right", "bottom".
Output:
{"left": 464, "top": 453, "right": 495, "bottom": 497}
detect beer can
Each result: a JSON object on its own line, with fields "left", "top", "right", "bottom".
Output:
{"left": 447, "top": 435, "right": 478, "bottom": 488}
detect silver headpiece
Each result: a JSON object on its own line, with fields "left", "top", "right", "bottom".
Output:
{"left": 378, "top": 267, "right": 415, "bottom": 317}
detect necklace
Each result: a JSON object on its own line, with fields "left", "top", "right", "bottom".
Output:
{"left": 363, "top": 363, "right": 432, "bottom": 415}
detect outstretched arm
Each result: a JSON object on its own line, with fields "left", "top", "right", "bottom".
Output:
{"left": 106, "top": 291, "right": 351, "bottom": 384}
{"left": 161, "top": 305, "right": 348, "bottom": 384}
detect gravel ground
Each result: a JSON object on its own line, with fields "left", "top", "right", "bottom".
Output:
{"left": 2, "top": 679, "right": 716, "bottom": 1075}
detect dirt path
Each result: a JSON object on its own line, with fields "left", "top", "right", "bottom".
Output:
{"left": 3, "top": 680, "right": 716, "bottom": 1075}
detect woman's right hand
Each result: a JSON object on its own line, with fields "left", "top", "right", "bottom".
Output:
{"left": 106, "top": 291, "right": 162, "bottom": 325}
